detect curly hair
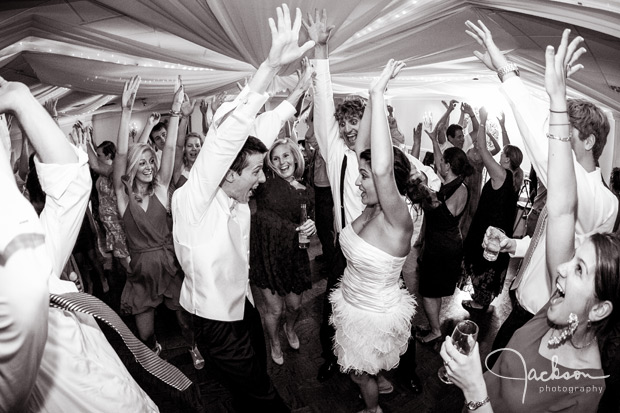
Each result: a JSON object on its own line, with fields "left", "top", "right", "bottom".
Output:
{"left": 334, "top": 96, "right": 366, "bottom": 124}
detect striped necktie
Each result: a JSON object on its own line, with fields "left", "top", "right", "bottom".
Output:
{"left": 511, "top": 206, "right": 548, "bottom": 291}
{"left": 49, "top": 292, "right": 193, "bottom": 392}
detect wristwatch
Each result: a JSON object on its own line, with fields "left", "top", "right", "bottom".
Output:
{"left": 465, "top": 396, "right": 490, "bottom": 410}
{"left": 497, "top": 62, "right": 520, "bottom": 82}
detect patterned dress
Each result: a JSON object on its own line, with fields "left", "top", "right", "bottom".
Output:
{"left": 96, "top": 176, "right": 129, "bottom": 259}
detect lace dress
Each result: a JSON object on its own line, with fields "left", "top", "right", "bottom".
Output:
{"left": 329, "top": 225, "right": 416, "bottom": 374}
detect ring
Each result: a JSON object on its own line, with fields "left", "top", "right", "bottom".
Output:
{"left": 445, "top": 357, "right": 453, "bottom": 368}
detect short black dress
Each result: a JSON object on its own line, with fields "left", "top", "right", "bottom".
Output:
{"left": 250, "top": 168, "right": 314, "bottom": 296}
{"left": 462, "top": 170, "right": 518, "bottom": 306}
{"left": 419, "top": 177, "right": 469, "bottom": 298}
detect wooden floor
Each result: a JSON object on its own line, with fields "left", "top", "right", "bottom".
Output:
{"left": 112, "top": 236, "right": 518, "bottom": 413}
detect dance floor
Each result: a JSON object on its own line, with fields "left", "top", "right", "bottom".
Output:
{"left": 105, "top": 235, "right": 518, "bottom": 413}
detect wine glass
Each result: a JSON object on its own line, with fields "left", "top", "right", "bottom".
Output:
{"left": 438, "top": 320, "right": 479, "bottom": 384}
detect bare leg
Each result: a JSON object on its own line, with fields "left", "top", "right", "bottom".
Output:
{"left": 420, "top": 297, "right": 442, "bottom": 342}
{"left": 259, "top": 288, "right": 284, "bottom": 359}
{"left": 134, "top": 308, "right": 156, "bottom": 345}
{"left": 283, "top": 292, "right": 302, "bottom": 348}
{"left": 350, "top": 372, "right": 380, "bottom": 412}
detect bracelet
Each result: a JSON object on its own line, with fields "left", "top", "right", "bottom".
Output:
{"left": 169, "top": 109, "right": 182, "bottom": 117}
{"left": 549, "top": 123, "right": 570, "bottom": 126}
{"left": 497, "top": 62, "right": 520, "bottom": 82}
{"left": 465, "top": 396, "right": 490, "bottom": 411}
{"left": 549, "top": 109, "right": 567, "bottom": 113}
{"left": 546, "top": 132, "right": 571, "bottom": 142}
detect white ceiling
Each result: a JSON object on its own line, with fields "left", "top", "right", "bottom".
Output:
{"left": 0, "top": 0, "right": 619, "bottom": 117}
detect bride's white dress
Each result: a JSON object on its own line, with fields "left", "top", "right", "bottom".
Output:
{"left": 329, "top": 225, "right": 416, "bottom": 375}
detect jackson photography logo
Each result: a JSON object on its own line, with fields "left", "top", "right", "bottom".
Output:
{"left": 485, "top": 348, "right": 608, "bottom": 403}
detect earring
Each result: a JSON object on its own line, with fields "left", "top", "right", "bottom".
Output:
{"left": 548, "top": 312, "right": 579, "bottom": 347}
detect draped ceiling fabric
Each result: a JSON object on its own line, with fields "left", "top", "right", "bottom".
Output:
{"left": 0, "top": 0, "right": 619, "bottom": 119}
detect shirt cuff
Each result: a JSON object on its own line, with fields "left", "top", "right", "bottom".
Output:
{"left": 510, "top": 236, "right": 531, "bottom": 258}
{"left": 35, "top": 146, "right": 89, "bottom": 201}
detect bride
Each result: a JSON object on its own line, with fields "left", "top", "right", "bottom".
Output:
{"left": 329, "top": 59, "right": 416, "bottom": 413}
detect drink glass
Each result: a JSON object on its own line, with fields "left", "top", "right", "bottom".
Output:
{"left": 299, "top": 203, "right": 309, "bottom": 249}
{"left": 482, "top": 226, "right": 505, "bottom": 261}
{"left": 438, "top": 320, "right": 479, "bottom": 384}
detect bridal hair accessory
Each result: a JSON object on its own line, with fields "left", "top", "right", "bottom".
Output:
{"left": 548, "top": 312, "right": 579, "bottom": 347}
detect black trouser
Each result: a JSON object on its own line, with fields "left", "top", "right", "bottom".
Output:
{"left": 193, "top": 300, "right": 289, "bottom": 413}
{"left": 319, "top": 240, "right": 346, "bottom": 362}
{"left": 314, "top": 185, "right": 336, "bottom": 265}
{"left": 488, "top": 289, "right": 534, "bottom": 369}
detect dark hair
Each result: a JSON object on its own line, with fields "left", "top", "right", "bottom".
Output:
{"left": 611, "top": 167, "right": 620, "bottom": 196}
{"left": 97, "top": 140, "right": 116, "bottom": 160}
{"left": 446, "top": 124, "right": 463, "bottom": 139}
{"left": 26, "top": 154, "right": 45, "bottom": 216}
{"left": 359, "top": 147, "right": 411, "bottom": 196}
{"left": 149, "top": 122, "right": 167, "bottom": 140}
{"left": 590, "top": 232, "right": 620, "bottom": 339}
{"left": 229, "top": 136, "right": 268, "bottom": 175}
{"left": 334, "top": 96, "right": 365, "bottom": 124}
{"left": 443, "top": 147, "right": 474, "bottom": 177}
{"left": 568, "top": 99, "right": 610, "bottom": 162}
{"left": 503, "top": 144, "right": 524, "bottom": 193}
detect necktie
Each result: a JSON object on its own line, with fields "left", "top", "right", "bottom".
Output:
{"left": 511, "top": 205, "right": 548, "bottom": 291}
{"left": 49, "top": 292, "right": 193, "bottom": 392}
{"left": 340, "top": 154, "right": 348, "bottom": 230}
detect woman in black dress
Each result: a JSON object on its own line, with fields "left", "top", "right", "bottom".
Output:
{"left": 250, "top": 138, "right": 316, "bottom": 365}
{"left": 461, "top": 106, "right": 523, "bottom": 311}
{"left": 418, "top": 147, "right": 473, "bottom": 343}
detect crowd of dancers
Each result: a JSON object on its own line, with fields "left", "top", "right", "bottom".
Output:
{"left": 2, "top": 5, "right": 620, "bottom": 413}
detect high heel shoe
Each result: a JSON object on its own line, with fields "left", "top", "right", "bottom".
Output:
{"left": 284, "top": 323, "right": 300, "bottom": 350}
{"left": 271, "top": 346, "right": 284, "bottom": 365}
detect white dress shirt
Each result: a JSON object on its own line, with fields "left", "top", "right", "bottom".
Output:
{"left": 18, "top": 148, "right": 158, "bottom": 412}
{"left": 501, "top": 77, "right": 618, "bottom": 314}
{"left": 311, "top": 59, "right": 365, "bottom": 232}
{"left": 172, "top": 88, "right": 293, "bottom": 322}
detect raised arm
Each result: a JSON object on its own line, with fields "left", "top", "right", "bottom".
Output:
{"left": 485, "top": 130, "right": 501, "bottom": 156}
{"left": 173, "top": 94, "right": 196, "bottom": 185}
{"left": 426, "top": 123, "right": 446, "bottom": 175}
{"left": 434, "top": 99, "right": 458, "bottom": 145}
{"left": 497, "top": 111, "right": 510, "bottom": 147}
{"left": 545, "top": 30, "right": 584, "bottom": 277}
{"left": 157, "top": 77, "right": 184, "bottom": 196}
{"left": 369, "top": 60, "right": 411, "bottom": 233}
{"left": 411, "top": 122, "right": 422, "bottom": 159}
{"left": 461, "top": 102, "right": 479, "bottom": 141}
{"left": 137, "top": 112, "right": 161, "bottom": 145}
{"left": 113, "top": 75, "right": 140, "bottom": 214}
{"left": 477, "top": 107, "right": 506, "bottom": 188}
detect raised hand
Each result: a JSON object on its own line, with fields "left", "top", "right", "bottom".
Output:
{"left": 148, "top": 112, "right": 162, "bottom": 127}
{"left": 180, "top": 97, "right": 197, "bottom": 117}
{"left": 370, "top": 59, "right": 405, "bottom": 95}
{"left": 413, "top": 123, "right": 422, "bottom": 141}
{"left": 478, "top": 106, "right": 488, "bottom": 125}
{"left": 461, "top": 102, "right": 475, "bottom": 117}
{"left": 465, "top": 20, "right": 509, "bottom": 71}
{"left": 212, "top": 91, "right": 227, "bottom": 113}
{"left": 266, "top": 5, "right": 316, "bottom": 69}
{"left": 121, "top": 75, "right": 141, "bottom": 111}
{"left": 294, "top": 56, "right": 313, "bottom": 91}
{"left": 544, "top": 29, "right": 586, "bottom": 100}
{"left": 199, "top": 99, "right": 209, "bottom": 116}
{"left": 303, "top": 8, "right": 334, "bottom": 47}
{"left": 172, "top": 76, "right": 184, "bottom": 112}
{"left": 44, "top": 98, "right": 58, "bottom": 118}
{"left": 497, "top": 111, "right": 506, "bottom": 126}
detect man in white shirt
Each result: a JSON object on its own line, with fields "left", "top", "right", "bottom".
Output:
{"left": 171, "top": 6, "right": 314, "bottom": 412}
{"left": 0, "top": 79, "right": 157, "bottom": 412}
{"left": 463, "top": 21, "right": 619, "bottom": 365}
{"left": 306, "top": 9, "right": 439, "bottom": 392}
